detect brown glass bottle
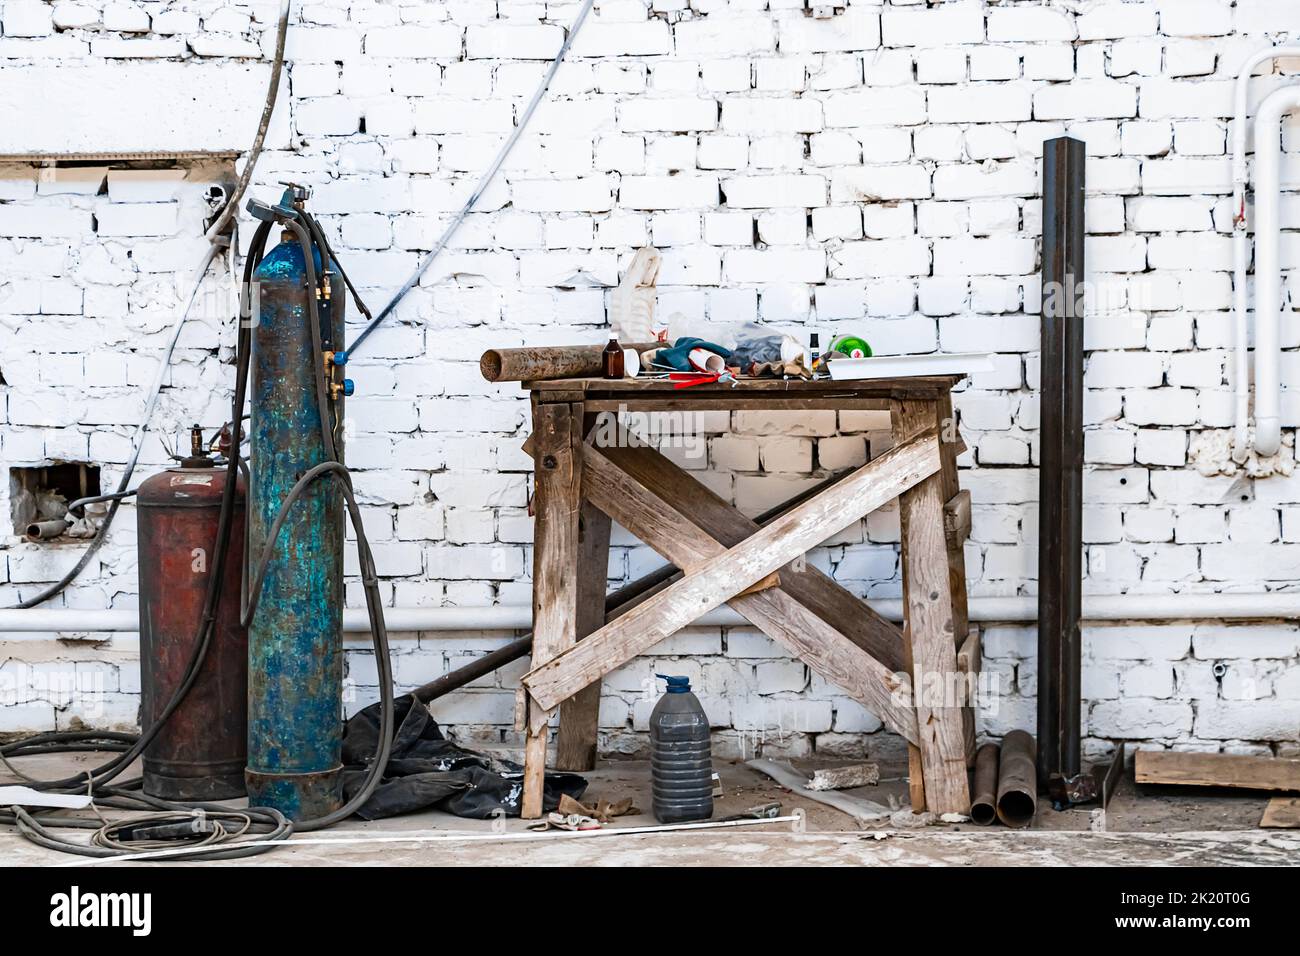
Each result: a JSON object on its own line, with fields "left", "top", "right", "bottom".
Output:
{"left": 602, "top": 333, "right": 624, "bottom": 379}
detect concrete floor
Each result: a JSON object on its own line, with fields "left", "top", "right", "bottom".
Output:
{"left": 4, "top": 751, "right": 1298, "bottom": 866}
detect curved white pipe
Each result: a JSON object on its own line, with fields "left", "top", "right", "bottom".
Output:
{"left": 1232, "top": 47, "right": 1300, "bottom": 460}
{"left": 7, "top": 593, "right": 1300, "bottom": 638}
{"left": 1251, "top": 85, "right": 1300, "bottom": 456}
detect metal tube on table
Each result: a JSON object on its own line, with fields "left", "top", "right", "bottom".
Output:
{"left": 1037, "top": 136, "right": 1086, "bottom": 789}
{"left": 996, "top": 730, "right": 1038, "bottom": 829}
{"left": 480, "top": 342, "right": 659, "bottom": 383}
{"left": 970, "top": 742, "right": 1000, "bottom": 826}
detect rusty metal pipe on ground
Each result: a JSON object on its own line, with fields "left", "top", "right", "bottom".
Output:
{"left": 480, "top": 342, "right": 659, "bottom": 383}
{"left": 996, "top": 730, "right": 1038, "bottom": 828}
{"left": 412, "top": 469, "right": 854, "bottom": 704}
{"left": 25, "top": 520, "right": 69, "bottom": 541}
{"left": 411, "top": 563, "right": 683, "bottom": 703}
{"left": 971, "top": 742, "right": 1000, "bottom": 826}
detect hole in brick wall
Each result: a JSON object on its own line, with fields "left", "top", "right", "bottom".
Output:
{"left": 9, "top": 463, "right": 101, "bottom": 541}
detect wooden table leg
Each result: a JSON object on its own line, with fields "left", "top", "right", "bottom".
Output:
{"left": 522, "top": 401, "right": 583, "bottom": 818}
{"left": 554, "top": 500, "right": 611, "bottom": 771}
{"left": 935, "top": 392, "right": 977, "bottom": 765}
{"left": 892, "top": 397, "right": 972, "bottom": 816}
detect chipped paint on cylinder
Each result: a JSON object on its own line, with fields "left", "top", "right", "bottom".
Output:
{"left": 138, "top": 464, "right": 248, "bottom": 801}
{"left": 245, "top": 233, "right": 347, "bottom": 822}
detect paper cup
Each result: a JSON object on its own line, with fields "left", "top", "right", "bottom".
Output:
{"left": 623, "top": 348, "right": 641, "bottom": 378}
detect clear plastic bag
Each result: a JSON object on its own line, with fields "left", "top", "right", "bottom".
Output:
{"left": 728, "top": 323, "right": 804, "bottom": 374}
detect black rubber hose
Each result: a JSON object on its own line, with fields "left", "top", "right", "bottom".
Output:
{"left": 10, "top": 789, "right": 292, "bottom": 862}
{"left": 301, "top": 211, "right": 373, "bottom": 324}
{"left": 65, "top": 488, "right": 139, "bottom": 516}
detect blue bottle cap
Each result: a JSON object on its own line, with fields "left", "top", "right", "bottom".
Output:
{"left": 656, "top": 674, "right": 691, "bottom": 693}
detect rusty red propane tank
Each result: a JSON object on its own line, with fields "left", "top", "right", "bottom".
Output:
{"left": 136, "top": 434, "right": 247, "bottom": 801}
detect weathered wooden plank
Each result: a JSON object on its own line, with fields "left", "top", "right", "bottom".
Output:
{"left": 521, "top": 401, "right": 583, "bottom": 818}
{"left": 1135, "top": 750, "right": 1300, "bottom": 793}
{"left": 935, "top": 393, "right": 970, "bottom": 645}
{"left": 1261, "top": 797, "right": 1300, "bottom": 828}
{"left": 944, "top": 489, "right": 972, "bottom": 549}
{"left": 957, "top": 628, "right": 981, "bottom": 676}
{"left": 514, "top": 687, "right": 527, "bottom": 732}
{"left": 891, "top": 402, "right": 933, "bottom": 813}
{"left": 601, "top": 443, "right": 906, "bottom": 674}
{"left": 594, "top": 469, "right": 861, "bottom": 623}
{"left": 522, "top": 430, "right": 942, "bottom": 714}
{"left": 581, "top": 444, "right": 920, "bottom": 744}
{"left": 554, "top": 500, "right": 611, "bottom": 772}
{"left": 957, "top": 628, "right": 982, "bottom": 765}
{"left": 893, "top": 397, "right": 971, "bottom": 816}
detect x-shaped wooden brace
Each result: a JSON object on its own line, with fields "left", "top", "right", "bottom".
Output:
{"left": 521, "top": 417, "right": 972, "bottom": 817}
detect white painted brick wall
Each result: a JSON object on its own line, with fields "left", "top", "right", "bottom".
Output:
{"left": 3, "top": 1, "right": 1300, "bottom": 760}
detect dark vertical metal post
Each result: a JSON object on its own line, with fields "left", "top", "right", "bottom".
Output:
{"left": 1038, "top": 137, "right": 1085, "bottom": 790}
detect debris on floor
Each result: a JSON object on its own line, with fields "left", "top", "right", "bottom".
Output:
{"left": 746, "top": 758, "right": 892, "bottom": 827}
{"left": 807, "top": 762, "right": 880, "bottom": 791}
{"left": 1260, "top": 798, "right": 1300, "bottom": 829}
{"left": 557, "top": 793, "right": 638, "bottom": 823}
{"left": 341, "top": 695, "right": 587, "bottom": 820}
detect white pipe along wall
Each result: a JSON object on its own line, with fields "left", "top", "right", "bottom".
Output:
{"left": 7, "top": 594, "right": 1300, "bottom": 637}
{"left": 1232, "top": 46, "right": 1300, "bottom": 460}
{"left": 1251, "top": 84, "right": 1300, "bottom": 458}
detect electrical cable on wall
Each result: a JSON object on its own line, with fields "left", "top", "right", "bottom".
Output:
{"left": 348, "top": 0, "right": 596, "bottom": 356}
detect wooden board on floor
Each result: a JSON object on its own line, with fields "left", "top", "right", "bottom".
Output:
{"left": 1135, "top": 750, "right": 1300, "bottom": 793}
{"left": 1261, "top": 797, "right": 1300, "bottom": 828}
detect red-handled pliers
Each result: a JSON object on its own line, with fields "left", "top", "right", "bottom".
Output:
{"left": 669, "top": 371, "right": 737, "bottom": 389}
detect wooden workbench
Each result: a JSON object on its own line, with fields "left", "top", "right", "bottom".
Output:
{"left": 517, "top": 376, "right": 977, "bottom": 818}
